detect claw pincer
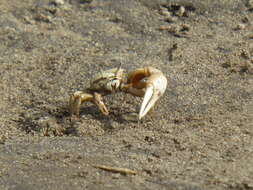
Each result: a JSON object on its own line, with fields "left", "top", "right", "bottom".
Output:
{"left": 124, "top": 67, "right": 167, "bottom": 119}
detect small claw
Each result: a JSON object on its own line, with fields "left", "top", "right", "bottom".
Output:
{"left": 139, "top": 73, "right": 167, "bottom": 120}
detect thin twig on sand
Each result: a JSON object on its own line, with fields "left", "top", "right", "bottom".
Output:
{"left": 93, "top": 165, "right": 137, "bottom": 175}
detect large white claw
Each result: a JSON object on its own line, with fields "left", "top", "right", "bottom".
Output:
{"left": 139, "top": 73, "right": 167, "bottom": 120}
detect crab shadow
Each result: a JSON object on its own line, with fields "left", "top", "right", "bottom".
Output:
{"left": 17, "top": 102, "right": 80, "bottom": 136}
{"left": 79, "top": 106, "right": 138, "bottom": 125}
{"left": 17, "top": 98, "right": 141, "bottom": 136}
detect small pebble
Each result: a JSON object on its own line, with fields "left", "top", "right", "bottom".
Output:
{"left": 235, "top": 23, "right": 246, "bottom": 30}
{"left": 177, "top": 6, "right": 185, "bottom": 17}
{"left": 181, "top": 24, "right": 191, "bottom": 32}
{"left": 53, "top": 0, "right": 64, "bottom": 5}
{"left": 106, "top": 120, "right": 118, "bottom": 129}
{"left": 24, "top": 16, "right": 35, "bottom": 24}
{"left": 160, "top": 9, "right": 172, "bottom": 17}
{"left": 165, "top": 16, "right": 178, "bottom": 23}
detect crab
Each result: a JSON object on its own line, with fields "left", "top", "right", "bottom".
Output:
{"left": 69, "top": 66, "right": 167, "bottom": 120}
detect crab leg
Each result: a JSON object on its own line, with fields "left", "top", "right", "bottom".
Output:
{"left": 69, "top": 91, "right": 109, "bottom": 116}
{"left": 93, "top": 92, "right": 109, "bottom": 115}
{"left": 124, "top": 67, "right": 167, "bottom": 119}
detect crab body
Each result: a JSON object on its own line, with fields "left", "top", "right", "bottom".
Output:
{"left": 87, "top": 68, "right": 125, "bottom": 94}
{"left": 69, "top": 66, "right": 167, "bottom": 120}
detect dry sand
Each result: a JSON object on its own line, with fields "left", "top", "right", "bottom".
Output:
{"left": 0, "top": 0, "right": 253, "bottom": 189}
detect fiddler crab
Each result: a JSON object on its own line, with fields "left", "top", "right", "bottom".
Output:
{"left": 69, "top": 66, "right": 167, "bottom": 120}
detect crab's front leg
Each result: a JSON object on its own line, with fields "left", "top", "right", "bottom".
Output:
{"left": 122, "top": 67, "right": 167, "bottom": 119}
{"left": 69, "top": 91, "right": 109, "bottom": 116}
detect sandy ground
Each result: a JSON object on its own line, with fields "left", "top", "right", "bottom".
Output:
{"left": 0, "top": 0, "right": 253, "bottom": 189}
